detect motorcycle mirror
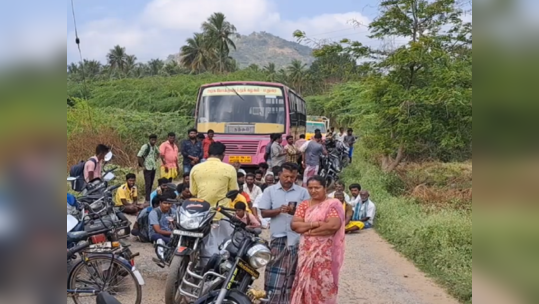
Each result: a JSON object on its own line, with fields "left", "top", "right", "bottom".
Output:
{"left": 226, "top": 190, "right": 240, "bottom": 200}
{"left": 103, "top": 172, "right": 115, "bottom": 182}
{"left": 96, "top": 292, "right": 122, "bottom": 304}
{"left": 104, "top": 152, "right": 113, "bottom": 162}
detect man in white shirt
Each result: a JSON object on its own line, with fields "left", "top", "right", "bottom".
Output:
{"left": 348, "top": 183, "right": 362, "bottom": 209}
{"left": 243, "top": 173, "right": 262, "bottom": 201}
{"left": 328, "top": 181, "right": 351, "bottom": 203}
{"left": 334, "top": 127, "right": 346, "bottom": 143}
{"left": 353, "top": 190, "right": 376, "bottom": 229}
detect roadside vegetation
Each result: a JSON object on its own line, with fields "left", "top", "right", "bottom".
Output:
{"left": 67, "top": 1, "right": 472, "bottom": 302}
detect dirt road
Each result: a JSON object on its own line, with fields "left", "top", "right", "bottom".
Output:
{"left": 128, "top": 227, "right": 459, "bottom": 304}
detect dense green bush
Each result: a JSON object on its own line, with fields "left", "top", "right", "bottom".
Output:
{"left": 67, "top": 69, "right": 269, "bottom": 115}
{"left": 342, "top": 145, "right": 472, "bottom": 304}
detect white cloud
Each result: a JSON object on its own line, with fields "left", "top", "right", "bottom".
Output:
{"left": 67, "top": 0, "right": 374, "bottom": 63}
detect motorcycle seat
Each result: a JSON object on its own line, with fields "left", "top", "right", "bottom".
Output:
{"left": 67, "top": 231, "right": 89, "bottom": 243}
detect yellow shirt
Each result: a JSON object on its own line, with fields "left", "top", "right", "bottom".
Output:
{"left": 190, "top": 158, "right": 239, "bottom": 220}
{"left": 115, "top": 183, "right": 138, "bottom": 207}
{"left": 228, "top": 194, "right": 253, "bottom": 214}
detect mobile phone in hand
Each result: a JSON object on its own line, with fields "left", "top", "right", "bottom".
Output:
{"left": 288, "top": 202, "right": 298, "bottom": 215}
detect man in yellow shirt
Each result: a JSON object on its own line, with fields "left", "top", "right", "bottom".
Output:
{"left": 190, "top": 142, "right": 239, "bottom": 220}
{"left": 115, "top": 173, "right": 144, "bottom": 215}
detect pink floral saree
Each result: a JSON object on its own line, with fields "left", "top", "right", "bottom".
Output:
{"left": 291, "top": 198, "right": 346, "bottom": 304}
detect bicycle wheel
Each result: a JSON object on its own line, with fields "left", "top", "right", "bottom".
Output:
{"left": 68, "top": 256, "right": 142, "bottom": 304}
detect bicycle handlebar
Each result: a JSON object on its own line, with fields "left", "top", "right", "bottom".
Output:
{"left": 67, "top": 241, "right": 90, "bottom": 259}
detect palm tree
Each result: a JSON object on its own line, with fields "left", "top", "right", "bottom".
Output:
{"left": 263, "top": 63, "right": 277, "bottom": 82}
{"left": 147, "top": 59, "right": 165, "bottom": 76}
{"left": 85, "top": 60, "right": 102, "bottom": 77}
{"left": 287, "top": 60, "right": 307, "bottom": 94}
{"left": 125, "top": 55, "right": 138, "bottom": 76}
{"left": 201, "top": 12, "right": 237, "bottom": 73}
{"left": 180, "top": 33, "right": 213, "bottom": 73}
{"left": 106, "top": 45, "right": 129, "bottom": 74}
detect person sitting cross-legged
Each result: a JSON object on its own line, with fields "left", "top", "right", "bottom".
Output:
{"left": 115, "top": 173, "right": 144, "bottom": 215}
{"left": 352, "top": 190, "right": 377, "bottom": 230}
{"left": 235, "top": 202, "right": 261, "bottom": 229}
{"left": 334, "top": 191, "right": 365, "bottom": 233}
{"left": 148, "top": 191, "right": 178, "bottom": 244}
{"left": 150, "top": 178, "right": 179, "bottom": 203}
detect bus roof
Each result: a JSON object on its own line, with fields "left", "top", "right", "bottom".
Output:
{"left": 200, "top": 81, "right": 289, "bottom": 88}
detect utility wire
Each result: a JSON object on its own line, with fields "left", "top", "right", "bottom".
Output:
{"left": 69, "top": 0, "right": 93, "bottom": 128}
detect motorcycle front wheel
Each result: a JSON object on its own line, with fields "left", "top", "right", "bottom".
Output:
{"left": 164, "top": 255, "right": 189, "bottom": 304}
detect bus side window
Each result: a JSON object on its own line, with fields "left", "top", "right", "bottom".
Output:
{"left": 289, "top": 91, "right": 298, "bottom": 126}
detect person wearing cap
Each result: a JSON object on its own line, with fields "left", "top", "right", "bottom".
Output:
{"left": 148, "top": 191, "right": 178, "bottom": 244}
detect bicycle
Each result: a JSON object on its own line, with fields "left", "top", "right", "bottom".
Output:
{"left": 67, "top": 233, "right": 143, "bottom": 304}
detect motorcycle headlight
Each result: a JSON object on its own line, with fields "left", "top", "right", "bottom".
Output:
{"left": 247, "top": 244, "right": 271, "bottom": 269}
{"left": 179, "top": 209, "right": 204, "bottom": 230}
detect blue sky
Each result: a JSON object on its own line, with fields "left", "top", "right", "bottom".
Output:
{"left": 65, "top": 0, "right": 383, "bottom": 63}
{"left": 62, "top": 0, "right": 473, "bottom": 64}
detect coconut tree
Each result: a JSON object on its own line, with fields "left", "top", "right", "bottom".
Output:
{"left": 201, "top": 12, "right": 237, "bottom": 73}
{"left": 263, "top": 63, "right": 277, "bottom": 82}
{"left": 180, "top": 33, "right": 213, "bottom": 73}
{"left": 287, "top": 60, "right": 308, "bottom": 94}
{"left": 147, "top": 58, "right": 165, "bottom": 76}
{"left": 106, "top": 45, "right": 129, "bottom": 75}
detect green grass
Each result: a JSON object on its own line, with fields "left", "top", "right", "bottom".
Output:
{"left": 342, "top": 148, "right": 472, "bottom": 303}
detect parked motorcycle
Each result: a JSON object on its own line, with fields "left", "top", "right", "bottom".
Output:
{"left": 194, "top": 206, "right": 271, "bottom": 304}
{"left": 319, "top": 151, "right": 341, "bottom": 188}
{"left": 154, "top": 191, "right": 245, "bottom": 304}
{"left": 67, "top": 181, "right": 136, "bottom": 261}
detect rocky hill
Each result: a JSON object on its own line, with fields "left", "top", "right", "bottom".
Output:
{"left": 170, "top": 32, "right": 315, "bottom": 69}
{"left": 230, "top": 32, "right": 315, "bottom": 69}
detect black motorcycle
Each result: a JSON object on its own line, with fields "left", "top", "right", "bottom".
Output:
{"left": 319, "top": 151, "right": 341, "bottom": 188}
{"left": 194, "top": 207, "right": 271, "bottom": 304}
{"left": 155, "top": 191, "right": 242, "bottom": 304}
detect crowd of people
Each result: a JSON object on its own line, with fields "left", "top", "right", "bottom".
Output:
{"left": 75, "top": 127, "right": 374, "bottom": 304}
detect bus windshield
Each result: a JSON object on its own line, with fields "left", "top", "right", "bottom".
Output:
{"left": 197, "top": 85, "right": 286, "bottom": 134}
{"left": 307, "top": 122, "right": 327, "bottom": 133}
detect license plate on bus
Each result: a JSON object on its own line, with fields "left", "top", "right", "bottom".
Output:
{"left": 173, "top": 230, "right": 204, "bottom": 238}
{"left": 229, "top": 156, "right": 252, "bottom": 163}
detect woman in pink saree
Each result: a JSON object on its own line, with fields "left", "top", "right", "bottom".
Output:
{"left": 290, "top": 176, "right": 346, "bottom": 304}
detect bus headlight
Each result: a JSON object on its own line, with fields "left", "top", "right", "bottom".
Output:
{"left": 247, "top": 244, "right": 271, "bottom": 269}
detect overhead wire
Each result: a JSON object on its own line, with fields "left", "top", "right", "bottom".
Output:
{"left": 69, "top": 0, "right": 93, "bottom": 127}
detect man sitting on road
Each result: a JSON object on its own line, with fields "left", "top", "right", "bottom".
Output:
{"left": 234, "top": 202, "right": 261, "bottom": 229}
{"left": 148, "top": 191, "right": 178, "bottom": 244}
{"left": 352, "top": 190, "right": 377, "bottom": 230}
{"left": 348, "top": 183, "right": 362, "bottom": 209}
{"left": 335, "top": 191, "right": 364, "bottom": 233}
{"left": 329, "top": 181, "right": 351, "bottom": 203}
{"left": 150, "top": 178, "right": 179, "bottom": 203}
{"left": 115, "top": 173, "right": 144, "bottom": 215}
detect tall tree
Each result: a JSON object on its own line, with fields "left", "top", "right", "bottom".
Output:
{"left": 106, "top": 45, "right": 129, "bottom": 75}
{"left": 287, "top": 60, "right": 307, "bottom": 94}
{"left": 147, "top": 59, "right": 165, "bottom": 76}
{"left": 180, "top": 33, "right": 213, "bottom": 73}
{"left": 263, "top": 63, "right": 277, "bottom": 82}
{"left": 201, "top": 12, "right": 237, "bottom": 73}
